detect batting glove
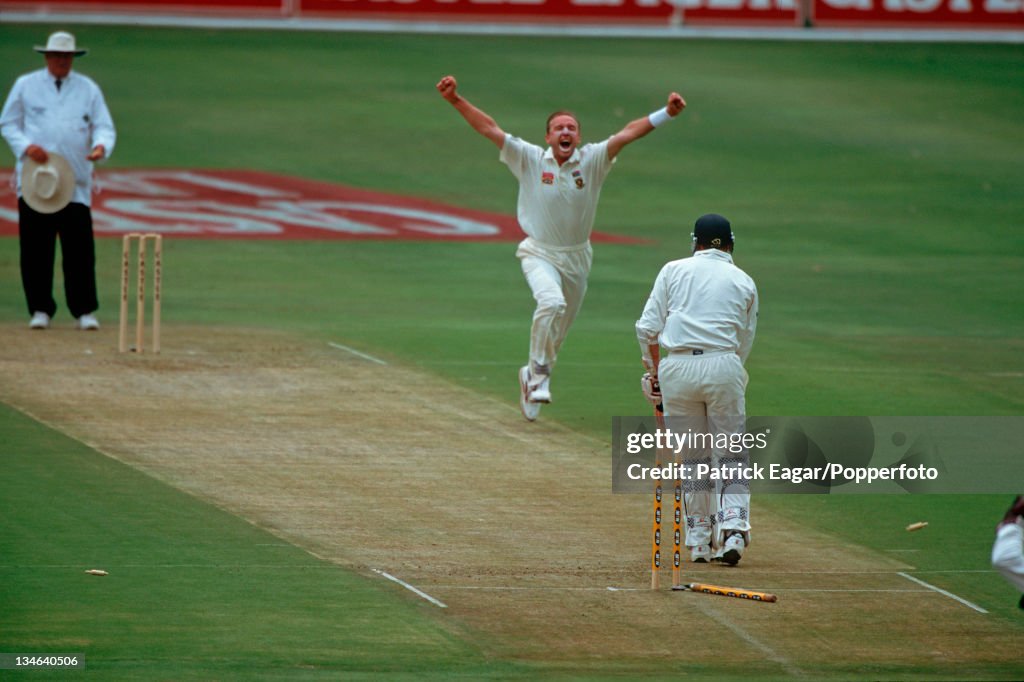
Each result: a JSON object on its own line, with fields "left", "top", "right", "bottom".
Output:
{"left": 641, "top": 372, "right": 662, "bottom": 410}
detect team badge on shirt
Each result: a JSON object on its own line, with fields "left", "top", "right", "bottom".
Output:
{"left": 573, "top": 170, "right": 584, "bottom": 189}
{"left": 541, "top": 172, "right": 554, "bottom": 185}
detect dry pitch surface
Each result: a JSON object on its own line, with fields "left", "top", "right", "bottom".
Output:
{"left": 1, "top": 323, "right": 1019, "bottom": 677}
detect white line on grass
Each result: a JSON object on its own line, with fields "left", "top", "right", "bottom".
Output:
{"left": 898, "top": 572, "right": 988, "bottom": 614}
{"left": 424, "top": 585, "right": 794, "bottom": 673}
{"left": 372, "top": 569, "right": 448, "bottom": 609}
{"left": 691, "top": 568, "right": 997, "bottom": 575}
{"left": 328, "top": 342, "right": 387, "bottom": 365}
{"left": 427, "top": 585, "right": 933, "bottom": 594}
{"left": 426, "top": 585, "right": 642, "bottom": 592}
{"left": 4, "top": 565, "right": 1000, "bottom": 578}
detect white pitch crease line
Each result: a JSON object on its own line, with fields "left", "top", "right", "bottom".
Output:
{"left": 425, "top": 585, "right": 932, "bottom": 594}
{"left": 328, "top": 342, "right": 387, "bottom": 365}
{"left": 684, "top": 568, "right": 998, "bottom": 575}
{"left": 424, "top": 585, "right": 639, "bottom": 592}
{"left": 898, "top": 572, "right": 988, "bottom": 614}
{"left": 772, "top": 588, "right": 929, "bottom": 593}
{"left": 373, "top": 569, "right": 448, "bottom": 609}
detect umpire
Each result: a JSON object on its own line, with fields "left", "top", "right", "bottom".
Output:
{"left": 636, "top": 214, "right": 759, "bottom": 565}
{"left": 1, "top": 31, "right": 116, "bottom": 330}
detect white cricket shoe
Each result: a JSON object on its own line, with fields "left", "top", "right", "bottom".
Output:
{"left": 518, "top": 365, "right": 540, "bottom": 422}
{"left": 29, "top": 311, "right": 50, "bottom": 329}
{"left": 690, "top": 544, "right": 711, "bottom": 563}
{"left": 530, "top": 375, "right": 551, "bottom": 404}
{"left": 77, "top": 313, "right": 100, "bottom": 330}
{"left": 713, "top": 532, "right": 746, "bottom": 566}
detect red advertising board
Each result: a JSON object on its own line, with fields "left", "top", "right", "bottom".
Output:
{"left": 0, "top": 0, "right": 798, "bottom": 26}
{"left": 813, "top": 0, "right": 1024, "bottom": 26}
{"left": 298, "top": 0, "right": 798, "bottom": 25}
{"left": 684, "top": 0, "right": 799, "bottom": 24}
{"left": 4, "top": 0, "right": 1018, "bottom": 29}
{"left": 0, "top": 0, "right": 285, "bottom": 11}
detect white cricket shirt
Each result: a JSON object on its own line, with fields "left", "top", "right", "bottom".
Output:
{"left": 636, "top": 248, "right": 759, "bottom": 363}
{"left": 993, "top": 522, "right": 1024, "bottom": 592}
{"left": 1, "top": 68, "right": 116, "bottom": 207}
{"left": 499, "top": 133, "right": 614, "bottom": 248}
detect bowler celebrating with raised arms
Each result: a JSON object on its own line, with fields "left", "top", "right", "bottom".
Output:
{"left": 437, "top": 75, "right": 686, "bottom": 421}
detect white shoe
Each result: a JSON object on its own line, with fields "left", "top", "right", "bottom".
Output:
{"left": 713, "top": 532, "right": 746, "bottom": 566}
{"left": 518, "top": 366, "right": 540, "bottom": 422}
{"left": 77, "top": 313, "right": 100, "bottom": 330}
{"left": 29, "top": 311, "right": 50, "bottom": 329}
{"left": 690, "top": 544, "right": 711, "bottom": 563}
{"left": 530, "top": 375, "right": 551, "bottom": 404}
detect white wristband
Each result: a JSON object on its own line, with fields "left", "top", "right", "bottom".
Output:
{"left": 648, "top": 106, "right": 672, "bottom": 128}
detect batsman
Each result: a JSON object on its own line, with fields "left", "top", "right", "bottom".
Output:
{"left": 636, "top": 214, "right": 758, "bottom": 565}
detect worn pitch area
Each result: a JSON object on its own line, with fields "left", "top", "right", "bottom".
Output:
{"left": 0, "top": 324, "right": 1017, "bottom": 675}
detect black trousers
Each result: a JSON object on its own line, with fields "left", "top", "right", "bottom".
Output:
{"left": 19, "top": 198, "right": 99, "bottom": 319}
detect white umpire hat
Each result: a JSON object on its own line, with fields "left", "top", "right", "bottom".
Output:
{"left": 22, "top": 153, "right": 75, "bottom": 214}
{"left": 34, "top": 31, "right": 88, "bottom": 57}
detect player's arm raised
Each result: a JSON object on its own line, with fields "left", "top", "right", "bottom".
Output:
{"left": 436, "top": 75, "right": 506, "bottom": 149}
{"left": 607, "top": 92, "right": 685, "bottom": 160}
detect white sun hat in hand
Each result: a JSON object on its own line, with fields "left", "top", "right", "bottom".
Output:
{"left": 21, "top": 153, "right": 75, "bottom": 214}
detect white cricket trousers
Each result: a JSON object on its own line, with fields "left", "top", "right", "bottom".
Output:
{"left": 516, "top": 238, "right": 592, "bottom": 379}
{"left": 659, "top": 350, "right": 751, "bottom": 550}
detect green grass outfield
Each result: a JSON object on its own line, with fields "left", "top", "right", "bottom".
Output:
{"left": 1, "top": 24, "right": 1023, "bottom": 678}
{"left": 0, "top": 402, "right": 508, "bottom": 680}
